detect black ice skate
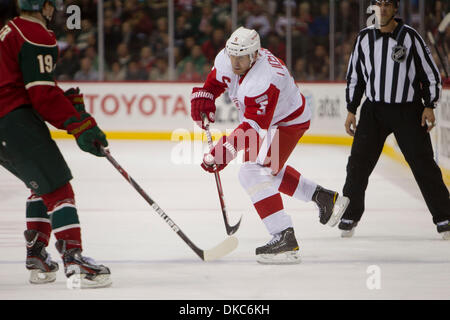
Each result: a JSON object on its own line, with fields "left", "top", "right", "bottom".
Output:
{"left": 24, "top": 230, "right": 59, "bottom": 284}
{"left": 55, "top": 239, "right": 112, "bottom": 288}
{"left": 338, "top": 219, "right": 358, "bottom": 238}
{"left": 312, "top": 186, "right": 350, "bottom": 227}
{"left": 255, "top": 227, "right": 301, "bottom": 264}
{"left": 437, "top": 220, "right": 450, "bottom": 240}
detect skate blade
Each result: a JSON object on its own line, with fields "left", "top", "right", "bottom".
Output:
{"left": 29, "top": 269, "right": 57, "bottom": 284}
{"left": 66, "top": 274, "right": 112, "bottom": 289}
{"left": 341, "top": 228, "right": 355, "bottom": 238}
{"left": 256, "top": 250, "right": 301, "bottom": 265}
{"left": 327, "top": 196, "right": 350, "bottom": 227}
{"left": 442, "top": 231, "right": 450, "bottom": 240}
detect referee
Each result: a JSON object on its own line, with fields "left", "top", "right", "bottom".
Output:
{"left": 339, "top": 0, "right": 450, "bottom": 239}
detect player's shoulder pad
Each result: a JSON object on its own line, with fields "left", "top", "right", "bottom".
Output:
{"left": 9, "top": 16, "right": 57, "bottom": 47}
{"left": 243, "top": 62, "right": 274, "bottom": 98}
{"left": 245, "top": 50, "right": 286, "bottom": 97}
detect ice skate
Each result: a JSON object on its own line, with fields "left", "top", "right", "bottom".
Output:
{"left": 24, "top": 230, "right": 59, "bottom": 284}
{"left": 312, "top": 186, "right": 350, "bottom": 227}
{"left": 437, "top": 220, "right": 450, "bottom": 240}
{"left": 256, "top": 228, "right": 301, "bottom": 264}
{"left": 338, "top": 219, "right": 358, "bottom": 238}
{"left": 55, "top": 239, "right": 112, "bottom": 289}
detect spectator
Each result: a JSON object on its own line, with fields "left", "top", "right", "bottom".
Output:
{"left": 139, "top": 46, "right": 156, "bottom": 73}
{"left": 74, "top": 57, "right": 99, "bottom": 81}
{"left": 308, "top": 44, "right": 329, "bottom": 81}
{"left": 106, "top": 61, "right": 126, "bottom": 81}
{"left": 201, "top": 63, "right": 213, "bottom": 81}
{"left": 54, "top": 47, "right": 80, "bottom": 80}
{"left": 174, "top": 15, "right": 192, "bottom": 48}
{"left": 198, "top": 4, "right": 215, "bottom": 34}
{"left": 245, "top": 3, "right": 271, "bottom": 39}
{"left": 266, "top": 33, "right": 286, "bottom": 62}
{"left": 309, "top": 2, "right": 330, "bottom": 39}
{"left": 178, "top": 61, "right": 202, "bottom": 81}
{"left": 201, "top": 28, "right": 226, "bottom": 63}
{"left": 177, "top": 45, "right": 207, "bottom": 75}
{"left": 116, "top": 43, "right": 132, "bottom": 69}
{"left": 84, "top": 46, "right": 99, "bottom": 71}
{"left": 126, "top": 61, "right": 148, "bottom": 80}
{"left": 77, "top": 19, "right": 96, "bottom": 51}
{"left": 149, "top": 16, "right": 169, "bottom": 58}
{"left": 149, "top": 58, "right": 169, "bottom": 81}
{"left": 292, "top": 2, "right": 313, "bottom": 61}
{"left": 293, "top": 57, "right": 309, "bottom": 81}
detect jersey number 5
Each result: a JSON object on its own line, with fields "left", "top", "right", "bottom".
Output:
{"left": 37, "top": 54, "right": 54, "bottom": 73}
{"left": 257, "top": 100, "right": 268, "bottom": 115}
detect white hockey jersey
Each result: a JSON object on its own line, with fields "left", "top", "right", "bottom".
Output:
{"left": 204, "top": 48, "right": 311, "bottom": 133}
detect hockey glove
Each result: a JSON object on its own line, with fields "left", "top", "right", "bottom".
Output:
{"left": 64, "top": 87, "right": 86, "bottom": 113}
{"left": 191, "top": 87, "right": 216, "bottom": 129}
{"left": 201, "top": 136, "right": 237, "bottom": 173}
{"left": 64, "top": 114, "right": 108, "bottom": 157}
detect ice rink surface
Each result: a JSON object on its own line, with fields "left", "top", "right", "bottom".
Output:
{"left": 0, "top": 140, "right": 449, "bottom": 300}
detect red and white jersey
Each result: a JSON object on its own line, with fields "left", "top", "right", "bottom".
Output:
{"left": 204, "top": 48, "right": 311, "bottom": 133}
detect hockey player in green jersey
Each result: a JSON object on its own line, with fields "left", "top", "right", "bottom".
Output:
{"left": 0, "top": 0, "right": 111, "bottom": 288}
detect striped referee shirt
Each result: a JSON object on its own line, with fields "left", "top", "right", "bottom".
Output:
{"left": 346, "top": 18, "right": 442, "bottom": 114}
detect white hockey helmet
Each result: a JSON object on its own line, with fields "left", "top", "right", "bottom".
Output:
{"left": 225, "top": 27, "right": 261, "bottom": 61}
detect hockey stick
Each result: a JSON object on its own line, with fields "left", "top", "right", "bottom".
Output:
{"left": 99, "top": 145, "right": 238, "bottom": 261}
{"left": 201, "top": 114, "right": 242, "bottom": 236}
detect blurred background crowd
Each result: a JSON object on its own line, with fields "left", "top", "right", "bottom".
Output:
{"left": 0, "top": 0, "right": 448, "bottom": 82}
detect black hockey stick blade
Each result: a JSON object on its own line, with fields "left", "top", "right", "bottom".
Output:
{"left": 99, "top": 145, "right": 238, "bottom": 261}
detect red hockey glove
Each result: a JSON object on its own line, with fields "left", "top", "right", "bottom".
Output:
{"left": 191, "top": 87, "right": 216, "bottom": 129}
{"left": 64, "top": 114, "right": 108, "bottom": 157}
{"left": 201, "top": 136, "right": 237, "bottom": 173}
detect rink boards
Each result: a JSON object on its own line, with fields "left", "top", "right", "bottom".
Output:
{"left": 54, "top": 82, "right": 450, "bottom": 183}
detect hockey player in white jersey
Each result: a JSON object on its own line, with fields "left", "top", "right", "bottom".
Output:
{"left": 191, "top": 27, "right": 350, "bottom": 264}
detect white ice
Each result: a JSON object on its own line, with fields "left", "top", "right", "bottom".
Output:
{"left": 0, "top": 140, "right": 449, "bottom": 300}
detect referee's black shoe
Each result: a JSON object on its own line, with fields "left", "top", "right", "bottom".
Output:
{"left": 338, "top": 219, "right": 358, "bottom": 238}
{"left": 437, "top": 220, "right": 450, "bottom": 240}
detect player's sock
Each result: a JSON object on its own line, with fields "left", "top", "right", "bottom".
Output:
{"left": 41, "top": 183, "right": 82, "bottom": 250}
{"left": 239, "top": 162, "right": 294, "bottom": 235}
{"left": 276, "top": 165, "right": 317, "bottom": 201}
{"left": 25, "top": 194, "right": 51, "bottom": 245}
{"left": 253, "top": 193, "right": 293, "bottom": 235}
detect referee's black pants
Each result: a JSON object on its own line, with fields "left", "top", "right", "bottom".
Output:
{"left": 342, "top": 99, "right": 450, "bottom": 225}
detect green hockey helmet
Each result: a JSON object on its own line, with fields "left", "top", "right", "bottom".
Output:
{"left": 18, "top": 0, "right": 57, "bottom": 11}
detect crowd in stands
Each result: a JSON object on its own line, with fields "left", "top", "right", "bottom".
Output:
{"left": 0, "top": 0, "right": 448, "bottom": 82}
